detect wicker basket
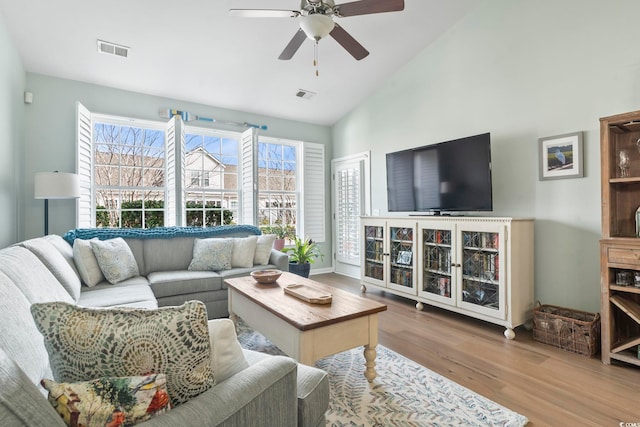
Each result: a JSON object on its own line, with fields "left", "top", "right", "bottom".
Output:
{"left": 532, "top": 303, "right": 600, "bottom": 357}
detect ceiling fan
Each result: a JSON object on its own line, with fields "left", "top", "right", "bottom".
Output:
{"left": 229, "top": 0, "right": 405, "bottom": 61}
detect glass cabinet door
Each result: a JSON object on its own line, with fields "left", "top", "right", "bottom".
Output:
{"left": 388, "top": 223, "right": 416, "bottom": 294}
{"left": 458, "top": 228, "right": 506, "bottom": 319}
{"left": 419, "top": 226, "right": 455, "bottom": 305}
{"left": 363, "top": 223, "right": 385, "bottom": 284}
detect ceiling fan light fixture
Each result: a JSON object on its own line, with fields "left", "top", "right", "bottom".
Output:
{"left": 300, "top": 14, "right": 335, "bottom": 41}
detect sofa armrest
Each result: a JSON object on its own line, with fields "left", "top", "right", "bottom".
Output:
{"left": 269, "top": 249, "right": 289, "bottom": 271}
{"left": 142, "top": 355, "right": 298, "bottom": 427}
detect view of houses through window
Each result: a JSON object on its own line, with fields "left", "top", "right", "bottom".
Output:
{"left": 92, "top": 117, "right": 300, "bottom": 235}
{"left": 184, "top": 129, "right": 239, "bottom": 226}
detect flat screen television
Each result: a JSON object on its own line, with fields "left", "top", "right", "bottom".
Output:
{"left": 386, "top": 133, "right": 492, "bottom": 214}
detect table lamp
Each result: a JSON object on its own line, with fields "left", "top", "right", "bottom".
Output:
{"left": 34, "top": 171, "right": 80, "bottom": 235}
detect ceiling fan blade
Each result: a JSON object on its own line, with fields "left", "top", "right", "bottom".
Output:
{"left": 335, "top": 0, "right": 404, "bottom": 17}
{"left": 229, "top": 9, "right": 299, "bottom": 18}
{"left": 330, "top": 24, "right": 369, "bottom": 60}
{"left": 278, "top": 29, "right": 308, "bottom": 60}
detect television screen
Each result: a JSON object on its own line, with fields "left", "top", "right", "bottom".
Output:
{"left": 386, "top": 133, "right": 492, "bottom": 213}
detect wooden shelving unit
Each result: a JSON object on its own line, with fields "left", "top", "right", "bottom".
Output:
{"left": 600, "top": 109, "right": 640, "bottom": 367}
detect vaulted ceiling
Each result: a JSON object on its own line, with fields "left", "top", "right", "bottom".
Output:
{"left": 0, "top": 0, "right": 480, "bottom": 125}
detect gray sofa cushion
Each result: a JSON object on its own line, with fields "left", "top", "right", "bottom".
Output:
{"left": 78, "top": 283, "right": 158, "bottom": 308}
{"left": 148, "top": 270, "right": 223, "bottom": 297}
{"left": 142, "top": 354, "right": 298, "bottom": 427}
{"left": 143, "top": 237, "right": 196, "bottom": 274}
{"left": 0, "top": 347, "right": 65, "bottom": 427}
{"left": 78, "top": 275, "right": 155, "bottom": 308}
{"left": 0, "top": 246, "right": 74, "bottom": 304}
{"left": 20, "top": 237, "right": 82, "bottom": 301}
{"left": 244, "top": 350, "right": 328, "bottom": 427}
{"left": 296, "top": 363, "right": 329, "bottom": 427}
{"left": 0, "top": 271, "right": 54, "bottom": 388}
{"left": 122, "top": 238, "right": 145, "bottom": 276}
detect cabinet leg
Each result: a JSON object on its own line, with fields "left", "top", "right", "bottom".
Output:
{"left": 504, "top": 328, "right": 515, "bottom": 340}
{"left": 416, "top": 301, "right": 424, "bottom": 311}
{"left": 361, "top": 284, "right": 367, "bottom": 293}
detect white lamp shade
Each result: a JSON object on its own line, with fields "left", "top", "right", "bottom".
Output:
{"left": 300, "top": 14, "right": 335, "bottom": 41}
{"left": 34, "top": 172, "right": 80, "bottom": 199}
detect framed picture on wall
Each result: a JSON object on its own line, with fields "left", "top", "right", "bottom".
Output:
{"left": 538, "top": 131, "right": 584, "bottom": 180}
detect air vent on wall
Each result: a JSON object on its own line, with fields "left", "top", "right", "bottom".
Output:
{"left": 97, "top": 39, "right": 129, "bottom": 58}
{"left": 296, "top": 89, "right": 316, "bottom": 100}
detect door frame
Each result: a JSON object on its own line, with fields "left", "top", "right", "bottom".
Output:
{"left": 331, "top": 151, "right": 371, "bottom": 278}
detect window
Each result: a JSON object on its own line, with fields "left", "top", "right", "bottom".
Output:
{"left": 257, "top": 140, "right": 298, "bottom": 233}
{"left": 93, "top": 119, "right": 166, "bottom": 228}
{"left": 184, "top": 128, "right": 239, "bottom": 226}
{"left": 77, "top": 103, "right": 324, "bottom": 238}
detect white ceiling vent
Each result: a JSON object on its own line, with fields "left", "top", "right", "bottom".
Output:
{"left": 296, "top": 89, "right": 316, "bottom": 100}
{"left": 97, "top": 40, "right": 129, "bottom": 58}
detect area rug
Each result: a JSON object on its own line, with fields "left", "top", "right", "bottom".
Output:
{"left": 236, "top": 321, "right": 528, "bottom": 427}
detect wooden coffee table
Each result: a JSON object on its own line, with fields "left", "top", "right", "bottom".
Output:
{"left": 225, "top": 272, "right": 387, "bottom": 382}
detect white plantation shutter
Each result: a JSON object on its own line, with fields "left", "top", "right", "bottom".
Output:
{"left": 177, "top": 118, "right": 186, "bottom": 226}
{"left": 165, "top": 116, "right": 177, "bottom": 225}
{"left": 335, "top": 159, "right": 363, "bottom": 263}
{"left": 240, "top": 127, "right": 258, "bottom": 225}
{"left": 302, "top": 142, "right": 325, "bottom": 242}
{"left": 76, "top": 102, "right": 93, "bottom": 228}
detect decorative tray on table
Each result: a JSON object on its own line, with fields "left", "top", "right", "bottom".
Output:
{"left": 284, "top": 284, "right": 332, "bottom": 305}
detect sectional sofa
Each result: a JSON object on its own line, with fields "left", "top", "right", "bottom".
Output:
{"left": 62, "top": 225, "right": 290, "bottom": 319}
{"left": 0, "top": 227, "right": 329, "bottom": 427}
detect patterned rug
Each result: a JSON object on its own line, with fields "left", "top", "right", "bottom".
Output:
{"left": 236, "top": 320, "right": 528, "bottom": 427}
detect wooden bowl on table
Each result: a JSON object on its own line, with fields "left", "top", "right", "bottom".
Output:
{"left": 250, "top": 269, "right": 282, "bottom": 284}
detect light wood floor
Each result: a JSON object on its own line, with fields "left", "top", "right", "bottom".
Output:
{"left": 314, "top": 273, "right": 640, "bottom": 426}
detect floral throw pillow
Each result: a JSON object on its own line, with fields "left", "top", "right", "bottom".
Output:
{"left": 31, "top": 301, "right": 214, "bottom": 406}
{"left": 41, "top": 374, "right": 171, "bottom": 427}
{"left": 188, "top": 238, "right": 233, "bottom": 271}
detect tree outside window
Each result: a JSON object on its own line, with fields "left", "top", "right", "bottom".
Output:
{"left": 94, "top": 123, "right": 165, "bottom": 228}
{"left": 257, "top": 141, "right": 298, "bottom": 238}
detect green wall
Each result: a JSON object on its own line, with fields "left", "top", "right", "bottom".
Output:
{"left": 20, "top": 74, "right": 333, "bottom": 271}
{"left": 0, "top": 12, "right": 24, "bottom": 248}
{"left": 333, "top": 0, "right": 640, "bottom": 312}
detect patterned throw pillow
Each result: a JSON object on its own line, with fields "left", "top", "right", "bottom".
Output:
{"left": 31, "top": 301, "right": 215, "bottom": 406}
{"left": 254, "top": 234, "right": 276, "bottom": 266}
{"left": 41, "top": 374, "right": 171, "bottom": 427}
{"left": 188, "top": 238, "right": 233, "bottom": 271}
{"left": 90, "top": 238, "right": 140, "bottom": 284}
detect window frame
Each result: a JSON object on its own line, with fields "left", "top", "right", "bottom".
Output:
{"left": 91, "top": 114, "right": 167, "bottom": 228}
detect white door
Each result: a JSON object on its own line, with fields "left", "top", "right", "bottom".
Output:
{"left": 332, "top": 152, "right": 370, "bottom": 278}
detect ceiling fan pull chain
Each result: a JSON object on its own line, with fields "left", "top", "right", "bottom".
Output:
{"left": 314, "top": 41, "right": 319, "bottom": 76}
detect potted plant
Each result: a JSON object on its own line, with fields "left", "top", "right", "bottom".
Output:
{"left": 282, "top": 236, "right": 324, "bottom": 278}
{"left": 261, "top": 223, "right": 292, "bottom": 250}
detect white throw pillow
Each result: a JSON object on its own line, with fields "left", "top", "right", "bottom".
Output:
{"left": 254, "top": 234, "right": 276, "bottom": 266}
{"left": 231, "top": 236, "right": 258, "bottom": 268}
{"left": 90, "top": 238, "right": 140, "bottom": 284}
{"left": 73, "top": 238, "right": 105, "bottom": 287}
{"left": 207, "top": 319, "right": 249, "bottom": 382}
{"left": 188, "top": 238, "right": 233, "bottom": 271}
